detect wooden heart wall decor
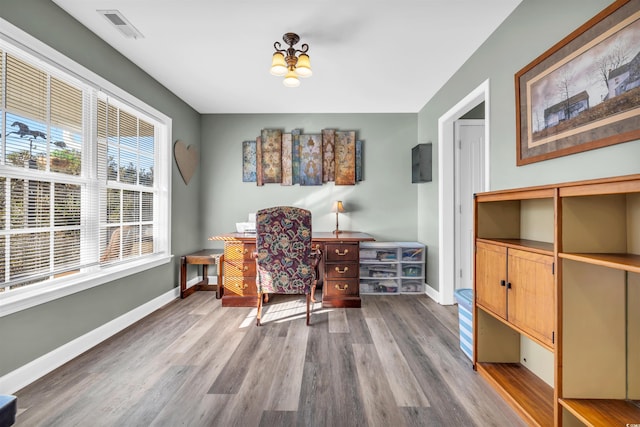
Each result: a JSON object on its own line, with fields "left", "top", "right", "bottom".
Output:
{"left": 174, "top": 140, "right": 199, "bottom": 185}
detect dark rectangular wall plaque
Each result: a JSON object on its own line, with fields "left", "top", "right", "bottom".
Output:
{"left": 412, "top": 143, "right": 432, "bottom": 183}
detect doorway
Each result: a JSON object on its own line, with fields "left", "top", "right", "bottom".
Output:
{"left": 436, "top": 80, "right": 490, "bottom": 305}
{"left": 454, "top": 119, "right": 485, "bottom": 292}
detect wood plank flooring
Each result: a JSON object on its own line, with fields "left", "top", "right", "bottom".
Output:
{"left": 14, "top": 292, "right": 526, "bottom": 426}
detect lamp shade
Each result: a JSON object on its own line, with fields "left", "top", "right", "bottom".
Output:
{"left": 270, "top": 52, "right": 287, "bottom": 76}
{"left": 331, "top": 200, "right": 345, "bottom": 213}
{"left": 283, "top": 69, "right": 300, "bottom": 87}
{"left": 295, "top": 53, "right": 312, "bottom": 78}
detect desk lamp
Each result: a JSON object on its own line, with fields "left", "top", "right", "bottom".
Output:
{"left": 331, "top": 201, "right": 345, "bottom": 234}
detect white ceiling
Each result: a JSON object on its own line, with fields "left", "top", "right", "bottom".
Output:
{"left": 51, "top": 0, "right": 521, "bottom": 114}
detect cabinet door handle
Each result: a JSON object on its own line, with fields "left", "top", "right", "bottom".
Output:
{"left": 236, "top": 248, "right": 248, "bottom": 255}
{"left": 335, "top": 266, "right": 349, "bottom": 274}
{"left": 507, "top": 282, "right": 512, "bottom": 289}
{"left": 334, "top": 283, "right": 349, "bottom": 291}
{"left": 335, "top": 249, "right": 349, "bottom": 256}
{"left": 500, "top": 280, "right": 506, "bottom": 287}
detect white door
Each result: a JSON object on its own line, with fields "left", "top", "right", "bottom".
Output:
{"left": 454, "top": 119, "right": 485, "bottom": 291}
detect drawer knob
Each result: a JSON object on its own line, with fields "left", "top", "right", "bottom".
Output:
{"left": 243, "top": 265, "right": 249, "bottom": 271}
{"left": 335, "top": 249, "right": 349, "bottom": 256}
{"left": 335, "top": 266, "right": 349, "bottom": 274}
{"left": 236, "top": 248, "right": 249, "bottom": 255}
{"left": 334, "top": 283, "right": 349, "bottom": 291}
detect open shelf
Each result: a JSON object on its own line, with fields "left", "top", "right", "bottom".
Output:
{"left": 559, "top": 398, "right": 640, "bottom": 426}
{"left": 476, "top": 362, "right": 554, "bottom": 427}
{"left": 559, "top": 252, "right": 640, "bottom": 273}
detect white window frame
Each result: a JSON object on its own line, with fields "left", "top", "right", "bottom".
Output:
{"left": 0, "top": 18, "right": 172, "bottom": 317}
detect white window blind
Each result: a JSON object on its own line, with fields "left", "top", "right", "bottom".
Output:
{"left": 98, "top": 99, "right": 155, "bottom": 264}
{"left": 0, "top": 37, "right": 168, "bottom": 296}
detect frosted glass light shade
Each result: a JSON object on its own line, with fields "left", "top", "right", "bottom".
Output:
{"left": 296, "top": 53, "right": 312, "bottom": 78}
{"left": 283, "top": 69, "right": 300, "bottom": 87}
{"left": 270, "top": 52, "right": 287, "bottom": 76}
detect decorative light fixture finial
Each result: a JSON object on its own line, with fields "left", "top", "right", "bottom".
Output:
{"left": 270, "top": 32, "right": 312, "bottom": 87}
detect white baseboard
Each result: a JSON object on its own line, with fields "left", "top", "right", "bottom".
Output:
{"left": 425, "top": 283, "right": 442, "bottom": 304}
{"left": 0, "top": 287, "right": 179, "bottom": 394}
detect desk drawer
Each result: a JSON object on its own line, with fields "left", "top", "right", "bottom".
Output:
{"left": 224, "top": 242, "right": 256, "bottom": 261}
{"left": 325, "top": 243, "right": 359, "bottom": 262}
{"left": 324, "top": 278, "right": 359, "bottom": 297}
{"left": 325, "top": 263, "right": 358, "bottom": 279}
{"left": 224, "top": 260, "right": 256, "bottom": 277}
{"left": 224, "top": 276, "right": 257, "bottom": 296}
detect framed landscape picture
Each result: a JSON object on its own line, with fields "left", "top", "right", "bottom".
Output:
{"left": 516, "top": 0, "right": 640, "bottom": 165}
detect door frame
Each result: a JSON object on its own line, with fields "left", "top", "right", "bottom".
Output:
{"left": 436, "top": 79, "right": 491, "bottom": 305}
{"left": 454, "top": 119, "right": 485, "bottom": 293}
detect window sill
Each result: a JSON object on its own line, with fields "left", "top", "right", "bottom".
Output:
{"left": 0, "top": 254, "right": 173, "bottom": 318}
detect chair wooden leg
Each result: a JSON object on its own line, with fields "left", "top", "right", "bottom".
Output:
{"left": 256, "top": 292, "right": 263, "bottom": 326}
{"left": 310, "top": 284, "right": 316, "bottom": 303}
{"left": 306, "top": 294, "right": 311, "bottom": 326}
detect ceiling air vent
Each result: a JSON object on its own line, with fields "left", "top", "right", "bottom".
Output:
{"left": 98, "top": 10, "right": 144, "bottom": 39}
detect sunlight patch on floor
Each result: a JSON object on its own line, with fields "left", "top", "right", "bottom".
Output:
{"left": 238, "top": 296, "right": 332, "bottom": 328}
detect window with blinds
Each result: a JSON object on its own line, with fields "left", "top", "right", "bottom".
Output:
{"left": 0, "top": 40, "right": 168, "bottom": 296}
{"left": 98, "top": 99, "right": 155, "bottom": 264}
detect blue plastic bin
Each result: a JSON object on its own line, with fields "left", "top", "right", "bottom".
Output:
{"left": 0, "top": 395, "right": 16, "bottom": 427}
{"left": 454, "top": 288, "right": 473, "bottom": 361}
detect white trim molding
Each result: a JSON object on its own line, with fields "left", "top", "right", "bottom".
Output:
{"left": 438, "top": 79, "right": 491, "bottom": 305}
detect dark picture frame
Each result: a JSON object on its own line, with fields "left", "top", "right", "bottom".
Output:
{"left": 516, "top": 0, "right": 640, "bottom": 165}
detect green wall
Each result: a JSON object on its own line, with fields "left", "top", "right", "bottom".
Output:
{"left": 417, "top": 0, "right": 640, "bottom": 291}
{"left": 0, "top": 0, "right": 202, "bottom": 376}
{"left": 201, "top": 114, "right": 418, "bottom": 247}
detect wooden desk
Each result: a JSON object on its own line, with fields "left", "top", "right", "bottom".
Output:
{"left": 180, "top": 249, "right": 224, "bottom": 299}
{"left": 209, "top": 232, "right": 374, "bottom": 308}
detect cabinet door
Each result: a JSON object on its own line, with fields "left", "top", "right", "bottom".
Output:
{"left": 507, "top": 248, "right": 554, "bottom": 347}
{"left": 475, "top": 241, "right": 507, "bottom": 319}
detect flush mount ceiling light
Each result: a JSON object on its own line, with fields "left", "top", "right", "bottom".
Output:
{"left": 270, "top": 33, "right": 312, "bottom": 88}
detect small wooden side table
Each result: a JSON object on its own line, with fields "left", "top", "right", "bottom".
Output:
{"left": 180, "top": 249, "right": 224, "bottom": 299}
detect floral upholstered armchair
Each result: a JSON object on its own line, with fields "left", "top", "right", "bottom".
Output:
{"left": 255, "top": 206, "right": 321, "bottom": 326}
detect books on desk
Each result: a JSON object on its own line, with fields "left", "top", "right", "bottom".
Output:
{"left": 235, "top": 222, "right": 256, "bottom": 234}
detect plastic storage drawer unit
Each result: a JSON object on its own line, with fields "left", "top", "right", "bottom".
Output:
{"left": 454, "top": 288, "right": 473, "bottom": 361}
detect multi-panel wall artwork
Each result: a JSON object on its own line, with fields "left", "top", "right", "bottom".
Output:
{"left": 242, "top": 128, "right": 364, "bottom": 186}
